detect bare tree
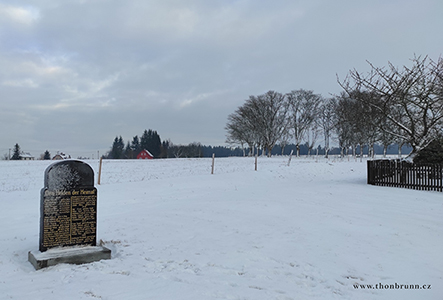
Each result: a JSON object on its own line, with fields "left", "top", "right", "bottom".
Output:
{"left": 378, "top": 128, "right": 395, "bottom": 158}
{"left": 225, "top": 91, "right": 290, "bottom": 157}
{"left": 167, "top": 142, "right": 185, "bottom": 158}
{"left": 339, "top": 55, "right": 443, "bottom": 156}
{"left": 287, "top": 89, "right": 322, "bottom": 156}
{"left": 318, "top": 97, "right": 336, "bottom": 158}
{"left": 279, "top": 131, "right": 291, "bottom": 155}
{"left": 226, "top": 110, "right": 250, "bottom": 155}
{"left": 167, "top": 142, "right": 202, "bottom": 158}
{"left": 334, "top": 95, "right": 358, "bottom": 158}
{"left": 226, "top": 104, "right": 261, "bottom": 156}
{"left": 334, "top": 91, "right": 386, "bottom": 160}
{"left": 245, "top": 91, "right": 290, "bottom": 157}
{"left": 306, "top": 127, "right": 320, "bottom": 156}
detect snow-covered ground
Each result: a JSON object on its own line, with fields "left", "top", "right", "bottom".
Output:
{"left": 0, "top": 157, "right": 441, "bottom": 300}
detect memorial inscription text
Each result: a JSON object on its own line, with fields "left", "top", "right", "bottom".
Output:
{"left": 41, "top": 188, "right": 97, "bottom": 251}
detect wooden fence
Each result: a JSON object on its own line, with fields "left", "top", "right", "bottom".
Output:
{"left": 367, "top": 159, "right": 443, "bottom": 192}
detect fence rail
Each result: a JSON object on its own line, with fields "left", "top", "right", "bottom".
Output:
{"left": 367, "top": 159, "right": 443, "bottom": 192}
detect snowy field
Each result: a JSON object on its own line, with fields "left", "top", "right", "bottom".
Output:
{"left": 0, "top": 156, "right": 442, "bottom": 300}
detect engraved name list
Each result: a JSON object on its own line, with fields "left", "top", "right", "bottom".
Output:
{"left": 41, "top": 188, "right": 97, "bottom": 251}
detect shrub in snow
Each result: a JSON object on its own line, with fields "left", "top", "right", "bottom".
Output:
{"left": 413, "top": 136, "right": 443, "bottom": 164}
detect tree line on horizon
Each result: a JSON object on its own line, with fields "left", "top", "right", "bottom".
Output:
{"left": 225, "top": 55, "right": 443, "bottom": 163}
{"left": 4, "top": 139, "right": 415, "bottom": 161}
{"left": 107, "top": 129, "right": 205, "bottom": 159}
{"left": 106, "top": 128, "right": 415, "bottom": 160}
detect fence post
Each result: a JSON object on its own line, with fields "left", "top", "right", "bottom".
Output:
{"left": 367, "top": 160, "right": 371, "bottom": 184}
{"left": 439, "top": 164, "right": 443, "bottom": 192}
{"left": 211, "top": 153, "right": 215, "bottom": 175}
{"left": 287, "top": 149, "right": 293, "bottom": 167}
{"left": 98, "top": 157, "right": 103, "bottom": 185}
{"left": 255, "top": 154, "right": 258, "bottom": 171}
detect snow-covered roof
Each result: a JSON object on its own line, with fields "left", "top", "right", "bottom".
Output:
{"left": 141, "top": 149, "right": 153, "bottom": 157}
{"left": 52, "top": 152, "right": 70, "bottom": 160}
{"left": 20, "top": 152, "right": 34, "bottom": 159}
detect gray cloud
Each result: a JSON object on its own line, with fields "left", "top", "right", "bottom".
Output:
{"left": 1, "top": 0, "right": 442, "bottom": 158}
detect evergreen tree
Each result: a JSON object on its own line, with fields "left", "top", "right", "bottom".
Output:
{"left": 413, "top": 136, "right": 443, "bottom": 164}
{"left": 124, "top": 141, "right": 131, "bottom": 159}
{"left": 11, "top": 143, "right": 21, "bottom": 160}
{"left": 109, "top": 136, "right": 125, "bottom": 159}
{"left": 140, "top": 129, "right": 162, "bottom": 158}
{"left": 149, "top": 130, "right": 162, "bottom": 158}
{"left": 131, "top": 135, "right": 141, "bottom": 156}
{"left": 140, "top": 130, "right": 149, "bottom": 151}
{"left": 43, "top": 150, "right": 51, "bottom": 160}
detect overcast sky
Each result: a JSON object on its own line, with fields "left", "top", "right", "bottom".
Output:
{"left": 1, "top": 0, "right": 442, "bottom": 158}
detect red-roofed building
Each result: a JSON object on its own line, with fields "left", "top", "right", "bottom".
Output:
{"left": 137, "top": 149, "right": 154, "bottom": 159}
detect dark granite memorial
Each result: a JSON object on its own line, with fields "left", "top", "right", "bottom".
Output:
{"left": 28, "top": 160, "right": 111, "bottom": 270}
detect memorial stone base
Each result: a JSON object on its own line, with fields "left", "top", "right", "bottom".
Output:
{"left": 28, "top": 245, "right": 111, "bottom": 270}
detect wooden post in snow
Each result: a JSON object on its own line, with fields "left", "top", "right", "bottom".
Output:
{"left": 98, "top": 157, "right": 103, "bottom": 185}
{"left": 255, "top": 154, "right": 258, "bottom": 171}
{"left": 287, "top": 149, "right": 294, "bottom": 166}
{"left": 211, "top": 153, "right": 215, "bottom": 174}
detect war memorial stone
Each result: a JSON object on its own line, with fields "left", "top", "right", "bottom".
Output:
{"left": 28, "top": 160, "right": 111, "bottom": 270}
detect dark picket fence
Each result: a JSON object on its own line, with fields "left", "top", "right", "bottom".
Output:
{"left": 367, "top": 159, "right": 443, "bottom": 192}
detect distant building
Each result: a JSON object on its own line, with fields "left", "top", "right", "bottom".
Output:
{"left": 137, "top": 149, "right": 154, "bottom": 159}
{"left": 52, "top": 152, "right": 71, "bottom": 160}
{"left": 20, "top": 152, "right": 34, "bottom": 160}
